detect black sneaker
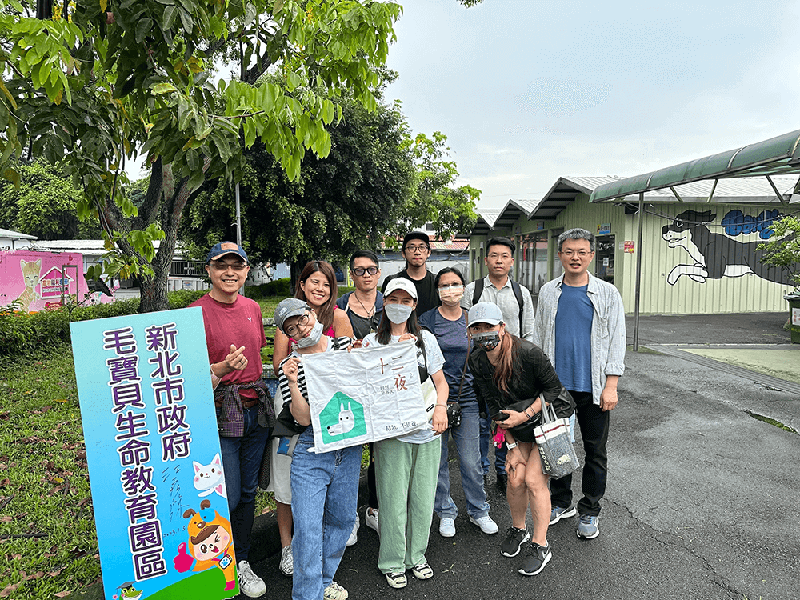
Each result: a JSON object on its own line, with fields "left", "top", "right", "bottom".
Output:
{"left": 518, "top": 542, "right": 552, "bottom": 576}
{"left": 500, "top": 526, "right": 530, "bottom": 557}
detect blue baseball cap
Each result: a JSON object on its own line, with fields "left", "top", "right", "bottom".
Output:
{"left": 206, "top": 241, "right": 248, "bottom": 264}
{"left": 468, "top": 302, "right": 503, "bottom": 326}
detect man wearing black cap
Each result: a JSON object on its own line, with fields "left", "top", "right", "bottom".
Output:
{"left": 189, "top": 241, "right": 270, "bottom": 598}
{"left": 381, "top": 231, "right": 440, "bottom": 316}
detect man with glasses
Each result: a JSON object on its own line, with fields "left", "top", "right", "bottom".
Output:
{"left": 532, "top": 228, "right": 625, "bottom": 540}
{"left": 336, "top": 249, "right": 384, "bottom": 541}
{"left": 461, "top": 237, "right": 535, "bottom": 493}
{"left": 190, "top": 241, "right": 271, "bottom": 598}
{"left": 381, "top": 231, "right": 439, "bottom": 316}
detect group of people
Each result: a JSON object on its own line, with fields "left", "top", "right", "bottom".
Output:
{"left": 192, "top": 227, "right": 626, "bottom": 600}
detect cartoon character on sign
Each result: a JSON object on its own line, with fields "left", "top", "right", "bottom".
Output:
{"left": 326, "top": 403, "right": 355, "bottom": 436}
{"left": 193, "top": 453, "right": 226, "bottom": 498}
{"left": 113, "top": 582, "right": 142, "bottom": 600}
{"left": 173, "top": 499, "right": 237, "bottom": 592}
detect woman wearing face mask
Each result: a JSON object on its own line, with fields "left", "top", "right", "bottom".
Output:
{"left": 269, "top": 260, "right": 354, "bottom": 578}
{"left": 362, "top": 278, "right": 448, "bottom": 589}
{"left": 274, "top": 298, "right": 358, "bottom": 600}
{"left": 466, "top": 302, "right": 573, "bottom": 577}
{"left": 418, "top": 268, "right": 498, "bottom": 539}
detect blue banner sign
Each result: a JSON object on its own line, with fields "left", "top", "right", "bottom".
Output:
{"left": 70, "top": 307, "right": 237, "bottom": 600}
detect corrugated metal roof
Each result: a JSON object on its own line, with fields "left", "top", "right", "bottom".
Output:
{"left": 591, "top": 129, "right": 800, "bottom": 202}
{"left": 0, "top": 228, "right": 37, "bottom": 240}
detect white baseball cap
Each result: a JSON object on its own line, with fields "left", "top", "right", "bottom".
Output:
{"left": 384, "top": 277, "right": 418, "bottom": 300}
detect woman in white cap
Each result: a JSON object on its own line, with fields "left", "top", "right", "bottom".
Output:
{"left": 362, "top": 277, "right": 448, "bottom": 589}
{"left": 466, "top": 302, "right": 573, "bottom": 577}
{"left": 274, "top": 298, "right": 357, "bottom": 600}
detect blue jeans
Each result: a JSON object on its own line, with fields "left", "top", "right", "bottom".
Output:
{"left": 291, "top": 429, "right": 361, "bottom": 600}
{"left": 479, "top": 416, "right": 507, "bottom": 475}
{"left": 218, "top": 404, "right": 269, "bottom": 561}
{"left": 435, "top": 402, "right": 490, "bottom": 519}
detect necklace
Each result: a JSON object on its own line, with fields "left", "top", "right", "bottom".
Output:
{"left": 352, "top": 292, "right": 375, "bottom": 318}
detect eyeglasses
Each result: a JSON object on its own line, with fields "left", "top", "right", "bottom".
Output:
{"left": 405, "top": 244, "right": 429, "bottom": 253}
{"left": 561, "top": 250, "right": 592, "bottom": 258}
{"left": 352, "top": 266, "right": 379, "bottom": 277}
{"left": 487, "top": 253, "right": 512, "bottom": 260}
{"left": 284, "top": 313, "right": 311, "bottom": 337}
{"left": 438, "top": 284, "right": 463, "bottom": 291}
{"left": 210, "top": 261, "right": 248, "bottom": 271}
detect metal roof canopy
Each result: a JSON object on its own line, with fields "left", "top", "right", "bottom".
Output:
{"left": 590, "top": 130, "right": 800, "bottom": 203}
{"left": 589, "top": 129, "right": 800, "bottom": 351}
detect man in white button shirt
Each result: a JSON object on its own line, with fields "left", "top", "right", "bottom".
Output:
{"left": 462, "top": 237, "right": 535, "bottom": 492}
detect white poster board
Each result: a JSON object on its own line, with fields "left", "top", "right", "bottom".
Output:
{"left": 302, "top": 341, "right": 429, "bottom": 452}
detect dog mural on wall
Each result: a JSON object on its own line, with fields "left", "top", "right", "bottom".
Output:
{"left": 661, "top": 209, "right": 794, "bottom": 286}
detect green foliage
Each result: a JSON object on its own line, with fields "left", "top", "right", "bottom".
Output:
{"left": 0, "top": 0, "right": 402, "bottom": 311}
{"left": 0, "top": 288, "right": 207, "bottom": 358}
{"left": 0, "top": 159, "right": 101, "bottom": 239}
{"left": 180, "top": 92, "right": 416, "bottom": 266}
{"left": 758, "top": 216, "right": 800, "bottom": 293}
{"left": 403, "top": 131, "right": 480, "bottom": 243}
{"left": 246, "top": 278, "right": 292, "bottom": 299}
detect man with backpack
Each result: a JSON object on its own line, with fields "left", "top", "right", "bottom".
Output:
{"left": 462, "top": 237, "right": 535, "bottom": 492}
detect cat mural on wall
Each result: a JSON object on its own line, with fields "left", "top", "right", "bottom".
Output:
{"left": 16, "top": 259, "right": 42, "bottom": 312}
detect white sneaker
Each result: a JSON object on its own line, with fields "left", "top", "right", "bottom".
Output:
{"left": 365, "top": 507, "right": 379, "bottom": 535}
{"left": 278, "top": 545, "right": 293, "bottom": 576}
{"left": 346, "top": 515, "right": 359, "bottom": 547}
{"left": 323, "top": 581, "right": 349, "bottom": 600}
{"left": 439, "top": 517, "right": 456, "bottom": 537}
{"left": 469, "top": 514, "right": 499, "bottom": 535}
{"left": 237, "top": 560, "right": 266, "bottom": 598}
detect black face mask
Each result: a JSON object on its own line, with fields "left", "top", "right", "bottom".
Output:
{"left": 472, "top": 331, "right": 500, "bottom": 351}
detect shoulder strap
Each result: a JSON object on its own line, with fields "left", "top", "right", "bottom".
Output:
{"left": 511, "top": 280, "right": 524, "bottom": 333}
{"left": 456, "top": 310, "right": 469, "bottom": 401}
{"left": 472, "top": 277, "right": 484, "bottom": 305}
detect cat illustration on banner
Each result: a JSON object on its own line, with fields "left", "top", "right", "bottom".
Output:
{"left": 193, "top": 453, "right": 226, "bottom": 498}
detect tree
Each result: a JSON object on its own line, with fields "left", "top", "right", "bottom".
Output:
{"left": 1, "top": 0, "right": 401, "bottom": 311}
{"left": 0, "top": 159, "right": 101, "bottom": 239}
{"left": 178, "top": 95, "right": 479, "bottom": 273}
{"left": 759, "top": 216, "right": 800, "bottom": 294}
{"left": 404, "top": 131, "right": 480, "bottom": 244}
{"left": 179, "top": 89, "right": 416, "bottom": 269}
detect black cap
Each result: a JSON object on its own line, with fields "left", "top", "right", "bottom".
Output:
{"left": 402, "top": 231, "right": 430, "bottom": 250}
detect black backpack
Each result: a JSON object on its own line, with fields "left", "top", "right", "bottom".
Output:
{"left": 472, "top": 278, "right": 525, "bottom": 334}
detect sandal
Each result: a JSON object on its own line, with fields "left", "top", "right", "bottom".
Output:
{"left": 411, "top": 562, "right": 434, "bottom": 580}
{"left": 385, "top": 572, "right": 407, "bottom": 589}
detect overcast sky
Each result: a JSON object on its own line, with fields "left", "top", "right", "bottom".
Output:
{"left": 383, "top": 0, "right": 800, "bottom": 210}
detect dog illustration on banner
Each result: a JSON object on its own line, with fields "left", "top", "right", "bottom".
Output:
{"left": 174, "top": 499, "right": 237, "bottom": 592}
{"left": 326, "top": 402, "right": 355, "bottom": 436}
{"left": 661, "top": 209, "right": 794, "bottom": 286}
{"left": 193, "top": 453, "right": 226, "bottom": 499}
{"left": 320, "top": 392, "right": 366, "bottom": 444}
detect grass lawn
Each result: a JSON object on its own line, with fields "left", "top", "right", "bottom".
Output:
{"left": 0, "top": 292, "right": 359, "bottom": 599}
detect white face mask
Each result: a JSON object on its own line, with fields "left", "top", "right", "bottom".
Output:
{"left": 438, "top": 285, "right": 464, "bottom": 305}
{"left": 295, "top": 319, "right": 323, "bottom": 348}
{"left": 385, "top": 303, "right": 413, "bottom": 324}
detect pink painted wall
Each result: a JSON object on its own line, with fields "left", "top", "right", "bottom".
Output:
{"left": 0, "top": 250, "right": 114, "bottom": 312}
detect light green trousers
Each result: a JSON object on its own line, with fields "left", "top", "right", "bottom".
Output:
{"left": 374, "top": 436, "right": 442, "bottom": 574}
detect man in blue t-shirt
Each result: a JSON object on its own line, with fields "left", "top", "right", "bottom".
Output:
{"left": 532, "top": 229, "right": 626, "bottom": 540}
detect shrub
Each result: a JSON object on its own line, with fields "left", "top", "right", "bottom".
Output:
{"left": 247, "top": 278, "right": 291, "bottom": 299}
{"left": 0, "top": 289, "right": 211, "bottom": 358}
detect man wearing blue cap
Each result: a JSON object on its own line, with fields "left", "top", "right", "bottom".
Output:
{"left": 190, "top": 241, "right": 271, "bottom": 598}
